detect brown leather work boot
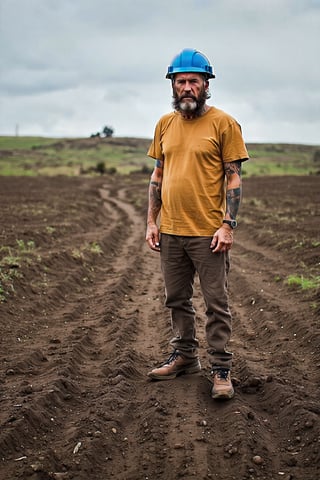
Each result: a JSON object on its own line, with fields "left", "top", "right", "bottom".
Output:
{"left": 211, "top": 368, "right": 234, "bottom": 400}
{"left": 148, "top": 350, "right": 201, "bottom": 380}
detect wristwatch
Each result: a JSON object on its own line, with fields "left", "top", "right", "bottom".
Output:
{"left": 223, "top": 219, "right": 237, "bottom": 229}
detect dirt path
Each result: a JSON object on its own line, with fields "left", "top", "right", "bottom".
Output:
{"left": 0, "top": 175, "right": 319, "bottom": 480}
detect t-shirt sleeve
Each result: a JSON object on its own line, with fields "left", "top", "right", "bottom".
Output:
{"left": 221, "top": 120, "right": 249, "bottom": 163}
{"left": 147, "top": 120, "right": 164, "bottom": 161}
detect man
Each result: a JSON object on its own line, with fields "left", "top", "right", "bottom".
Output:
{"left": 145, "top": 48, "right": 248, "bottom": 400}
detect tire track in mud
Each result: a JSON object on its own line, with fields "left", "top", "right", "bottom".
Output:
{"left": 0, "top": 180, "right": 152, "bottom": 478}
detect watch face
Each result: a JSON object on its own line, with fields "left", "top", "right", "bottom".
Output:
{"left": 223, "top": 219, "right": 237, "bottom": 228}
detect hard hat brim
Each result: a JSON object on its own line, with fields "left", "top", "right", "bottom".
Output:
{"left": 166, "top": 67, "right": 215, "bottom": 79}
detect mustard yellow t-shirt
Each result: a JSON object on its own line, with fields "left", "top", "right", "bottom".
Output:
{"left": 147, "top": 106, "right": 249, "bottom": 236}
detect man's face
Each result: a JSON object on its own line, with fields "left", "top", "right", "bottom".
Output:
{"left": 172, "top": 72, "right": 209, "bottom": 114}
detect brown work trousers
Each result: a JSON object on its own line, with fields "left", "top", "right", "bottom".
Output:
{"left": 160, "top": 234, "right": 233, "bottom": 369}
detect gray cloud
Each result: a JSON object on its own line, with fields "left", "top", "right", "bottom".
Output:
{"left": 0, "top": 0, "right": 319, "bottom": 143}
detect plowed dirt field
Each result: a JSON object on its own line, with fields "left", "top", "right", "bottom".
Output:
{"left": 0, "top": 174, "right": 319, "bottom": 480}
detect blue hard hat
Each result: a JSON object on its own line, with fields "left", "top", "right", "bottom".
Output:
{"left": 166, "top": 48, "right": 215, "bottom": 79}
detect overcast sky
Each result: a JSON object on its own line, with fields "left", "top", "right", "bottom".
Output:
{"left": 1, "top": 0, "right": 319, "bottom": 144}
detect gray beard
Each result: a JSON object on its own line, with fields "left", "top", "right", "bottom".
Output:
{"left": 172, "top": 90, "right": 207, "bottom": 117}
{"left": 179, "top": 99, "right": 197, "bottom": 112}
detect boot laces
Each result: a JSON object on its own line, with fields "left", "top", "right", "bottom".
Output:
{"left": 162, "top": 350, "right": 180, "bottom": 366}
{"left": 212, "top": 368, "right": 229, "bottom": 380}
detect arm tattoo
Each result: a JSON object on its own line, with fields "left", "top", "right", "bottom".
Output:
{"left": 225, "top": 160, "right": 242, "bottom": 219}
{"left": 148, "top": 181, "right": 162, "bottom": 221}
{"left": 224, "top": 160, "right": 242, "bottom": 177}
{"left": 226, "top": 187, "right": 241, "bottom": 219}
{"left": 147, "top": 159, "right": 163, "bottom": 223}
{"left": 155, "top": 159, "right": 163, "bottom": 168}
{"left": 150, "top": 181, "right": 162, "bottom": 201}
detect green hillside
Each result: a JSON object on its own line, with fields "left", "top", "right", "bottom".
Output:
{"left": 0, "top": 136, "right": 319, "bottom": 176}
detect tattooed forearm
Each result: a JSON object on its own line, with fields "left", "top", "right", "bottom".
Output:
{"left": 147, "top": 180, "right": 162, "bottom": 224}
{"left": 226, "top": 187, "right": 241, "bottom": 219}
{"left": 150, "top": 181, "right": 161, "bottom": 202}
{"left": 150, "top": 180, "right": 161, "bottom": 198}
{"left": 147, "top": 159, "right": 163, "bottom": 224}
{"left": 224, "top": 160, "right": 242, "bottom": 220}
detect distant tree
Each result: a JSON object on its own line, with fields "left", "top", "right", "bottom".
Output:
{"left": 90, "top": 132, "right": 101, "bottom": 138}
{"left": 313, "top": 150, "right": 320, "bottom": 165}
{"left": 102, "top": 125, "right": 114, "bottom": 137}
{"left": 95, "top": 162, "right": 106, "bottom": 175}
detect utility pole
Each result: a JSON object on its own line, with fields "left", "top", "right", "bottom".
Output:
{"left": 15, "top": 124, "right": 19, "bottom": 136}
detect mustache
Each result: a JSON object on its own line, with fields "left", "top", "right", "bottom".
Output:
{"left": 179, "top": 94, "right": 197, "bottom": 101}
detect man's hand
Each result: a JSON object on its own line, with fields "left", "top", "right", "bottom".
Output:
{"left": 210, "top": 225, "right": 233, "bottom": 253}
{"left": 146, "top": 223, "right": 161, "bottom": 252}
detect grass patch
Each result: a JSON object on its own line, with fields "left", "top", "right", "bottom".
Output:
{"left": 71, "top": 242, "right": 103, "bottom": 260}
{"left": 285, "top": 274, "right": 320, "bottom": 290}
{"left": 0, "top": 267, "right": 22, "bottom": 302}
{"left": 16, "top": 239, "right": 36, "bottom": 252}
{"left": 89, "top": 242, "right": 103, "bottom": 255}
{"left": 244, "top": 143, "right": 319, "bottom": 177}
{"left": 0, "top": 239, "right": 38, "bottom": 302}
{"left": 0, "top": 136, "right": 65, "bottom": 150}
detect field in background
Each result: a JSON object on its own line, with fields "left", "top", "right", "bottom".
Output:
{"left": 0, "top": 135, "right": 319, "bottom": 176}
{"left": 0, "top": 135, "right": 319, "bottom": 480}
